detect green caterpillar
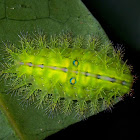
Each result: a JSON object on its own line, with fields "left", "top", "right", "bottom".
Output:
{"left": 0, "top": 33, "right": 133, "bottom": 118}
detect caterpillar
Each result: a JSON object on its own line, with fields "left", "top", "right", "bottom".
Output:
{"left": 0, "top": 32, "right": 133, "bottom": 119}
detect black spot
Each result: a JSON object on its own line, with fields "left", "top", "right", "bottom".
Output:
{"left": 28, "top": 62, "right": 33, "bottom": 67}
{"left": 110, "top": 78, "right": 116, "bottom": 83}
{"left": 63, "top": 67, "right": 68, "bottom": 72}
{"left": 40, "top": 64, "right": 44, "bottom": 69}
{"left": 85, "top": 72, "right": 89, "bottom": 76}
{"left": 122, "top": 81, "right": 127, "bottom": 85}
{"left": 96, "top": 74, "right": 101, "bottom": 79}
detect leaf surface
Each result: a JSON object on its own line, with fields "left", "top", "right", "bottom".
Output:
{"left": 0, "top": 0, "right": 114, "bottom": 139}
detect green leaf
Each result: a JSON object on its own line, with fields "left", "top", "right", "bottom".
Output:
{"left": 0, "top": 0, "right": 117, "bottom": 139}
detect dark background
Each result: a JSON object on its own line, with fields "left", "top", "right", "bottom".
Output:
{"left": 47, "top": 0, "right": 140, "bottom": 139}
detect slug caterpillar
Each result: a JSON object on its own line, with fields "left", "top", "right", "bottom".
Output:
{"left": 0, "top": 32, "right": 133, "bottom": 118}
